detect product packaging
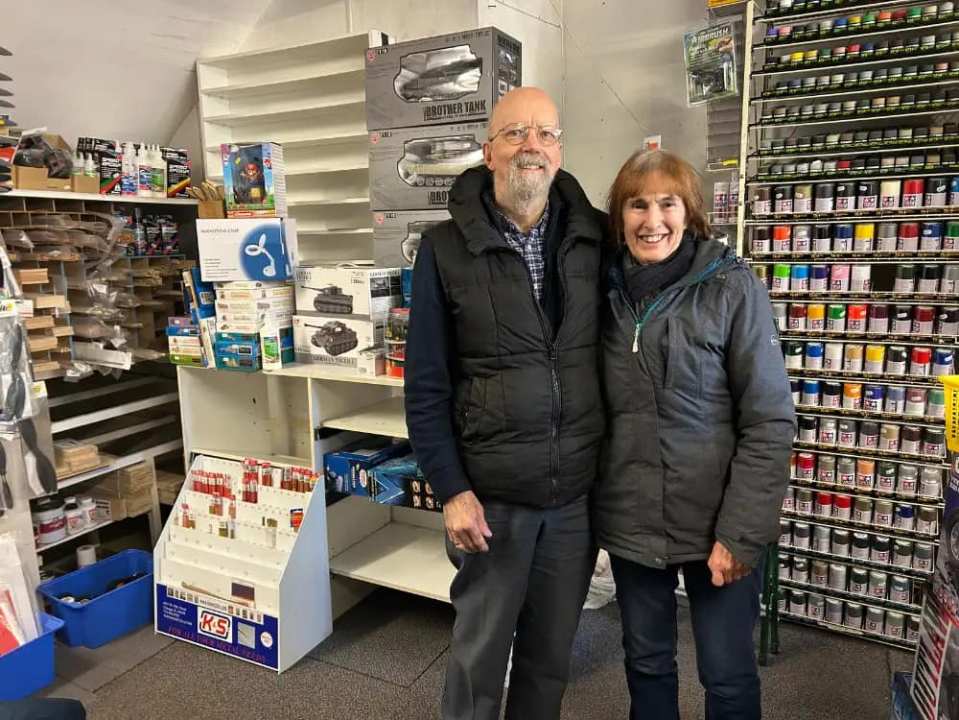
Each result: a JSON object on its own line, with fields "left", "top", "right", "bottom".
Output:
{"left": 372, "top": 209, "right": 450, "bottom": 267}
{"left": 323, "top": 439, "right": 410, "bottom": 496}
{"left": 221, "top": 143, "right": 286, "bottom": 218}
{"left": 369, "top": 122, "right": 487, "bottom": 210}
{"left": 365, "top": 27, "right": 521, "bottom": 130}
{"left": 197, "top": 218, "right": 297, "bottom": 283}
{"left": 214, "top": 332, "right": 262, "bottom": 372}
{"left": 161, "top": 147, "right": 191, "bottom": 198}
{"left": 260, "top": 326, "right": 295, "bottom": 370}
{"left": 292, "top": 315, "right": 385, "bottom": 370}
{"left": 294, "top": 266, "right": 402, "bottom": 318}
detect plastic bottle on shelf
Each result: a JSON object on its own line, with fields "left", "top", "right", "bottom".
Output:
{"left": 121, "top": 142, "right": 137, "bottom": 196}
{"left": 84, "top": 152, "right": 96, "bottom": 178}
{"left": 71, "top": 150, "right": 83, "bottom": 177}
{"left": 137, "top": 143, "right": 152, "bottom": 197}
{"left": 151, "top": 144, "right": 166, "bottom": 198}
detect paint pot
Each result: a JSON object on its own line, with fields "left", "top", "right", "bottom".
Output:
{"left": 32, "top": 497, "right": 67, "bottom": 546}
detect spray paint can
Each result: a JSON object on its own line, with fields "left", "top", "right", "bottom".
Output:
{"left": 772, "top": 225, "right": 792, "bottom": 253}
{"left": 775, "top": 185, "right": 794, "bottom": 214}
{"left": 824, "top": 342, "right": 844, "bottom": 370}
{"left": 805, "top": 342, "right": 825, "bottom": 369}
{"left": 838, "top": 457, "right": 857, "bottom": 486}
{"left": 885, "top": 386, "right": 907, "bottom": 414}
{"left": 752, "top": 227, "right": 771, "bottom": 254}
{"left": 815, "top": 184, "right": 836, "bottom": 213}
{"left": 890, "top": 575, "right": 911, "bottom": 604}
{"left": 895, "top": 265, "right": 916, "bottom": 294}
{"left": 808, "top": 303, "right": 826, "bottom": 329}
{"left": 864, "top": 384, "right": 885, "bottom": 412}
{"left": 808, "top": 593, "right": 826, "bottom": 620}
{"left": 792, "top": 264, "right": 810, "bottom": 291}
{"left": 794, "top": 184, "right": 814, "bottom": 213}
{"left": 912, "top": 306, "right": 936, "bottom": 334}
{"left": 898, "top": 465, "right": 919, "bottom": 496}
{"left": 771, "top": 303, "right": 788, "bottom": 331}
{"left": 823, "top": 381, "right": 842, "bottom": 408}
{"left": 878, "top": 462, "right": 898, "bottom": 493}
{"left": 922, "top": 427, "right": 946, "bottom": 457}
{"left": 833, "top": 529, "right": 851, "bottom": 557}
{"left": 834, "top": 224, "right": 854, "bottom": 252}
{"left": 792, "top": 557, "right": 811, "bottom": 583}
{"left": 947, "top": 221, "right": 959, "bottom": 250}
{"left": 938, "top": 307, "right": 959, "bottom": 336}
{"left": 796, "top": 488, "right": 815, "bottom": 515}
{"left": 914, "top": 542, "right": 934, "bottom": 571}
{"left": 871, "top": 535, "right": 892, "bottom": 563}
{"left": 941, "top": 265, "right": 959, "bottom": 294}
{"left": 854, "top": 497, "right": 874, "bottom": 524}
{"left": 845, "top": 602, "right": 865, "bottom": 629}
{"left": 877, "top": 223, "right": 898, "bottom": 253}
{"left": 865, "top": 607, "right": 886, "bottom": 634}
{"left": 918, "top": 265, "right": 942, "bottom": 293}
{"left": 916, "top": 507, "right": 939, "bottom": 535}
{"left": 828, "top": 563, "right": 848, "bottom": 591}
{"left": 858, "top": 181, "right": 879, "bottom": 210}
{"left": 902, "top": 179, "right": 925, "bottom": 208}
{"left": 909, "top": 346, "right": 932, "bottom": 376}
{"left": 798, "top": 452, "right": 817, "bottom": 480}
{"left": 869, "top": 570, "right": 889, "bottom": 599}
{"left": 851, "top": 532, "right": 871, "bottom": 560}
{"left": 782, "top": 487, "right": 796, "bottom": 513}
{"left": 925, "top": 176, "right": 949, "bottom": 207}
{"left": 921, "top": 222, "right": 944, "bottom": 251}
{"left": 907, "top": 616, "right": 921, "bottom": 643}
{"left": 789, "top": 304, "right": 808, "bottom": 331}
{"left": 819, "top": 419, "right": 838, "bottom": 447}
{"left": 928, "top": 387, "right": 947, "bottom": 418}
{"left": 893, "top": 306, "right": 913, "bottom": 335}
{"left": 784, "top": 341, "right": 805, "bottom": 369}
{"left": 857, "top": 458, "right": 877, "bottom": 488}
{"left": 901, "top": 425, "right": 922, "bottom": 454}
{"left": 780, "top": 520, "right": 792, "bottom": 546}
{"left": 835, "top": 183, "right": 856, "bottom": 211}
{"left": 905, "top": 388, "right": 928, "bottom": 416}
{"left": 886, "top": 346, "right": 909, "bottom": 374}
{"left": 810, "top": 266, "right": 830, "bottom": 292}
{"left": 815, "top": 492, "right": 834, "bottom": 517}
{"left": 845, "top": 344, "right": 865, "bottom": 373}
{"left": 833, "top": 493, "right": 853, "bottom": 520}
{"left": 831, "top": 264, "right": 851, "bottom": 291}
{"left": 886, "top": 612, "right": 905, "bottom": 639}
{"left": 880, "top": 423, "right": 901, "bottom": 451}
{"left": 838, "top": 420, "right": 858, "bottom": 448}
{"left": 789, "top": 589, "right": 808, "bottom": 615}
{"left": 854, "top": 224, "right": 875, "bottom": 253}
{"left": 827, "top": 304, "right": 847, "bottom": 332}
{"left": 779, "top": 556, "right": 792, "bottom": 579}
{"left": 799, "top": 416, "right": 818, "bottom": 443}
{"left": 864, "top": 344, "right": 886, "bottom": 374}
{"left": 880, "top": 180, "right": 901, "bottom": 210}
{"left": 893, "top": 541, "right": 916, "bottom": 569}
{"left": 753, "top": 187, "right": 772, "bottom": 215}
{"left": 773, "top": 263, "right": 792, "bottom": 291}
{"left": 898, "top": 223, "right": 920, "bottom": 252}
{"left": 793, "top": 225, "right": 812, "bottom": 253}
{"left": 843, "top": 382, "right": 863, "bottom": 409}
{"left": 814, "top": 225, "right": 832, "bottom": 253}
{"left": 849, "top": 567, "right": 870, "bottom": 595}
{"left": 850, "top": 264, "right": 872, "bottom": 292}
{"left": 895, "top": 504, "right": 916, "bottom": 531}
{"left": 847, "top": 304, "right": 868, "bottom": 332}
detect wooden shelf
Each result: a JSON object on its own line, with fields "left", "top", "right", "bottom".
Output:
{"left": 330, "top": 522, "right": 453, "bottom": 603}
{"left": 322, "top": 396, "right": 407, "bottom": 438}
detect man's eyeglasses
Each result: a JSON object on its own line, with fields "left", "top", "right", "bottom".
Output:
{"left": 488, "top": 123, "right": 563, "bottom": 147}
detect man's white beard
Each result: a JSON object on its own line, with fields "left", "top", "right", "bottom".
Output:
{"left": 505, "top": 151, "right": 554, "bottom": 211}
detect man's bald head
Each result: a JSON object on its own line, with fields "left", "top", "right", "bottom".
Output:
{"left": 484, "top": 87, "right": 562, "bottom": 218}
{"left": 488, "top": 87, "right": 560, "bottom": 139}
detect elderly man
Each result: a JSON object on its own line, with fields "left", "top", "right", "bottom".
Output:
{"left": 405, "top": 86, "right": 606, "bottom": 720}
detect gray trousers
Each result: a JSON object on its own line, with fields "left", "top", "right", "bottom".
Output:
{"left": 441, "top": 496, "right": 595, "bottom": 720}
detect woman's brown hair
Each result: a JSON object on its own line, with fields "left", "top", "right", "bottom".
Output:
{"left": 605, "top": 149, "right": 711, "bottom": 245}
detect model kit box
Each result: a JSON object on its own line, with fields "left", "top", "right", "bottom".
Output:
{"left": 292, "top": 314, "right": 384, "bottom": 369}
{"left": 369, "top": 122, "right": 487, "bottom": 211}
{"left": 323, "top": 439, "right": 410, "bottom": 496}
{"left": 198, "top": 218, "right": 296, "bottom": 283}
{"left": 221, "top": 142, "right": 287, "bottom": 218}
{"left": 365, "top": 28, "right": 520, "bottom": 130}
{"left": 294, "top": 266, "right": 402, "bottom": 318}
{"left": 372, "top": 209, "right": 450, "bottom": 267}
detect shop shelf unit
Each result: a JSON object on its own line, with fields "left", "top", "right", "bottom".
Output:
{"left": 196, "top": 32, "right": 388, "bottom": 265}
{"left": 738, "top": 0, "right": 958, "bottom": 647}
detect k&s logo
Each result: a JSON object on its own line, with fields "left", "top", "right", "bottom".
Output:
{"left": 198, "top": 610, "right": 232, "bottom": 641}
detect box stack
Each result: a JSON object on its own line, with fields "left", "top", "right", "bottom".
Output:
{"left": 167, "top": 268, "right": 215, "bottom": 367}
{"left": 292, "top": 265, "right": 402, "bottom": 374}
{"left": 53, "top": 440, "right": 101, "bottom": 479}
{"left": 195, "top": 144, "right": 296, "bottom": 371}
{"left": 90, "top": 462, "right": 156, "bottom": 522}
{"left": 365, "top": 27, "right": 521, "bottom": 267}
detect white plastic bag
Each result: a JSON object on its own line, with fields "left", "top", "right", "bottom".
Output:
{"left": 583, "top": 549, "right": 617, "bottom": 610}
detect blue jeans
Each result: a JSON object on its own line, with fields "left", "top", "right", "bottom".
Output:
{"left": 610, "top": 555, "right": 762, "bottom": 720}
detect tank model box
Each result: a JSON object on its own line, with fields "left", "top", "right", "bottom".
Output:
{"left": 369, "top": 121, "right": 487, "bottom": 211}
{"left": 372, "top": 209, "right": 450, "bottom": 267}
{"left": 292, "top": 314, "right": 385, "bottom": 370}
{"left": 365, "top": 27, "right": 521, "bottom": 130}
{"left": 294, "top": 266, "right": 402, "bottom": 318}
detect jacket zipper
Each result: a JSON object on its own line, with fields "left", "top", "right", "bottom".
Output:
{"left": 509, "top": 246, "right": 561, "bottom": 505}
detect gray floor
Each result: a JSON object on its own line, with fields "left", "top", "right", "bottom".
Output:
{"left": 39, "top": 589, "right": 912, "bottom": 719}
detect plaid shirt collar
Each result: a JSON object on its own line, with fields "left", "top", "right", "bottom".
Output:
{"left": 493, "top": 201, "right": 550, "bottom": 247}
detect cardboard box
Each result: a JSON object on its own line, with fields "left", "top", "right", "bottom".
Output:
{"left": 214, "top": 331, "right": 261, "bottom": 372}
{"left": 365, "top": 27, "right": 521, "bottom": 130}
{"left": 93, "top": 497, "right": 122, "bottom": 523}
{"left": 124, "top": 487, "right": 154, "bottom": 518}
{"left": 215, "top": 281, "right": 294, "bottom": 302}
{"left": 198, "top": 200, "right": 226, "bottom": 219}
{"left": 323, "top": 439, "right": 410, "bottom": 496}
{"left": 98, "top": 152, "right": 121, "bottom": 195}
{"left": 292, "top": 314, "right": 384, "bottom": 369}
{"left": 70, "top": 174, "right": 99, "bottom": 194}
{"left": 221, "top": 142, "right": 287, "bottom": 218}
{"left": 197, "top": 218, "right": 296, "bottom": 283}
{"left": 215, "top": 298, "right": 294, "bottom": 316}
{"left": 369, "top": 122, "right": 487, "bottom": 210}
{"left": 170, "top": 352, "right": 205, "bottom": 367}
{"left": 294, "top": 265, "right": 402, "bottom": 318}
{"left": 13, "top": 165, "right": 49, "bottom": 190}
{"left": 161, "top": 147, "right": 191, "bottom": 198}
{"left": 372, "top": 209, "right": 450, "bottom": 267}
{"left": 93, "top": 463, "right": 154, "bottom": 498}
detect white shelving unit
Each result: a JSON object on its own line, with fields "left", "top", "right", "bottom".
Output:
{"left": 196, "top": 31, "right": 387, "bottom": 265}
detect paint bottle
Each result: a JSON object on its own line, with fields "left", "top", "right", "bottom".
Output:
{"left": 905, "top": 388, "right": 928, "bottom": 416}
{"left": 938, "top": 307, "right": 959, "bottom": 336}
{"left": 864, "top": 344, "right": 886, "bottom": 373}
{"left": 845, "top": 603, "right": 865, "bottom": 630}
{"left": 772, "top": 225, "right": 792, "bottom": 252}
{"left": 831, "top": 264, "right": 851, "bottom": 291}
{"left": 838, "top": 420, "right": 858, "bottom": 448}
{"left": 928, "top": 387, "right": 947, "bottom": 418}
{"left": 834, "top": 224, "right": 854, "bottom": 252}
{"left": 824, "top": 342, "right": 844, "bottom": 370}
{"left": 880, "top": 423, "right": 901, "bottom": 451}
{"left": 886, "top": 387, "right": 907, "bottom": 415}
{"left": 833, "top": 493, "right": 853, "bottom": 520}
{"left": 814, "top": 225, "right": 833, "bottom": 252}
{"left": 886, "top": 346, "right": 909, "bottom": 374}
{"left": 818, "top": 452, "right": 837, "bottom": 480}
{"left": 894, "top": 504, "right": 916, "bottom": 531}
{"left": 919, "top": 467, "right": 942, "bottom": 498}
{"left": 136, "top": 143, "right": 152, "bottom": 198}
{"left": 823, "top": 381, "right": 842, "bottom": 408}
{"left": 914, "top": 542, "right": 934, "bottom": 571}
{"left": 857, "top": 458, "right": 877, "bottom": 489}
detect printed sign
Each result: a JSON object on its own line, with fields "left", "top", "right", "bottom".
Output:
{"left": 683, "top": 23, "right": 738, "bottom": 105}
{"left": 155, "top": 583, "right": 279, "bottom": 670}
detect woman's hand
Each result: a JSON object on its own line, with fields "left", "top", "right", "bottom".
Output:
{"left": 707, "top": 541, "right": 751, "bottom": 587}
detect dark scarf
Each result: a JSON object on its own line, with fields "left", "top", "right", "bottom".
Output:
{"left": 622, "top": 231, "right": 697, "bottom": 306}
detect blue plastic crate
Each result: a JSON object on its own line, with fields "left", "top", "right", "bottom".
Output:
{"left": 38, "top": 549, "right": 153, "bottom": 648}
{"left": 0, "top": 612, "right": 64, "bottom": 700}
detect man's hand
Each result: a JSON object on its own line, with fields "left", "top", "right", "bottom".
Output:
{"left": 707, "top": 541, "right": 751, "bottom": 587}
{"left": 444, "top": 490, "right": 493, "bottom": 553}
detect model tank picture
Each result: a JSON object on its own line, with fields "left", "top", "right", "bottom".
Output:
{"left": 401, "top": 220, "right": 444, "bottom": 264}
{"left": 310, "top": 321, "right": 358, "bottom": 356}
{"left": 397, "top": 135, "right": 484, "bottom": 187}
{"left": 303, "top": 285, "right": 354, "bottom": 314}
{"left": 394, "top": 45, "right": 482, "bottom": 102}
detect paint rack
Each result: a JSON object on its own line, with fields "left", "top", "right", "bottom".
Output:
{"left": 153, "top": 451, "right": 332, "bottom": 672}
{"left": 737, "top": 0, "right": 959, "bottom": 647}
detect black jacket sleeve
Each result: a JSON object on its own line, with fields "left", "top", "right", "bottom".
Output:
{"left": 714, "top": 269, "right": 797, "bottom": 567}
{"left": 404, "top": 235, "right": 471, "bottom": 502}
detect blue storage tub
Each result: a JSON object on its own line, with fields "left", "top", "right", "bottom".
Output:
{"left": 38, "top": 549, "right": 153, "bottom": 648}
{"left": 0, "top": 612, "right": 64, "bottom": 700}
